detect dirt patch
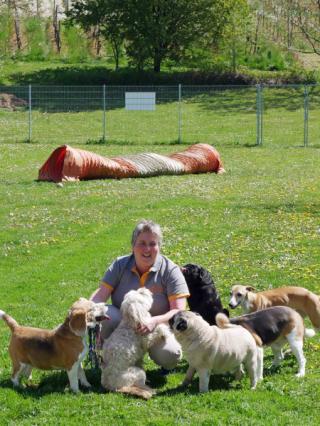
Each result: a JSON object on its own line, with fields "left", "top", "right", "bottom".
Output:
{"left": 0, "top": 93, "right": 28, "bottom": 110}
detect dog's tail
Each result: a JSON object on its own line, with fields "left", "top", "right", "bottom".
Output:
{"left": 215, "top": 313, "right": 239, "bottom": 329}
{"left": 0, "top": 310, "right": 19, "bottom": 332}
{"left": 117, "top": 385, "right": 155, "bottom": 400}
{"left": 215, "top": 313, "right": 263, "bottom": 346}
{"left": 305, "top": 328, "right": 316, "bottom": 338}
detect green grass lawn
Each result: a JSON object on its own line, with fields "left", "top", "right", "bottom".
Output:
{"left": 0, "top": 143, "right": 320, "bottom": 425}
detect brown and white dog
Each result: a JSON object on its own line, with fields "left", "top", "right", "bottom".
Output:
{"left": 216, "top": 306, "right": 315, "bottom": 378}
{"left": 0, "top": 298, "right": 109, "bottom": 393}
{"left": 229, "top": 285, "right": 320, "bottom": 330}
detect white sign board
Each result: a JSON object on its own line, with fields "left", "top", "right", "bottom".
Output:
{"left": 125, "top": 92, "right": 156, "bottom": 111}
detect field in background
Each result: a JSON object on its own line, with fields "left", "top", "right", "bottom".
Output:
{"left": 0, "top": 143, "right": 319, "bottom": 425}
{"left": 1, "top": 85, "right": 320, "bottom": 147}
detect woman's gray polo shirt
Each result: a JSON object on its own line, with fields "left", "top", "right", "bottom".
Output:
{"left": 101, "top": 254, "right": 189, "bottom": 316}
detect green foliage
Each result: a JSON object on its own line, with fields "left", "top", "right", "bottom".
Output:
{"left": 68, "top": 0, "right": 234, "bottom": 72}
{"left": 240, "top": 42, "right": 295, "bottom": 71}
{"left": 1, "top": 1, "right": 319, "bottom": 74}
{"left": 218, "top": 0, "right": 250, "bottom": 72}
{"left": 125, "top": 0, "right": 234, "bottom": 72}
{"left": 0, "top": 9, "right": 13, "bottom": 58}
{"left": 170, "top": 45, "right": 221, "bottom": 71}
{"left": 23, "top": 17, "right": 48, "bottom": 61}
{"left": 0, "top": 143, "right": 320, "bottom": 424}
{"left": 67, "top": 0, "right": 125, "bottom": 69}
{"left": 61, "top": 23, "right": 90, "bottom": 63}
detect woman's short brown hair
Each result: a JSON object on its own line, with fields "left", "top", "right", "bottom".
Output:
{"left": 131, "top": 219, "right": 163, "bottom": 247}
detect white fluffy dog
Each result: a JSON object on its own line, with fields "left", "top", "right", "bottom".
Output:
{"left": 169, "top": 311, "right": 262, "bottom": 392}
{"left": 101, "top": 288, "right": 171, "bottom": 399}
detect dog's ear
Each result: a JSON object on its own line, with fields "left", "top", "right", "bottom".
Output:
{"left": 69, "top": 309, "right": 87, "bottom": 336}
{"left": 176, "top": 318, "right": 188, "bottom": 331}
{"left": 245, "top": 286, "right": 256, "bottom": 292}
{"left": 198, "top": 266, "right": 213, "bottom": 283}
{"left": 86, "top": 309, "right": 96, "bottom": 327}
{"left": 122, "top": 303, "right": 147, "bottom": 328}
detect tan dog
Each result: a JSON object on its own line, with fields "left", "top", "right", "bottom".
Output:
{"left": 229, "top": 285, "right": 320, "bottom": 330}
{"left": 0, "top": 298, "right": 109, "bottom": 393}
{"left": 169, "top": 311, "right": 261, "bottom": 392}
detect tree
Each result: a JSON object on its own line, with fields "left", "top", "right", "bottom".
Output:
{"left": 67, "top": 0, "right": 125, "bottom": 70}
{"left": 53, "top": 0, "right": 62, "bottom": 53}
{"left": 220, "top": 0, "right": 250, "bottom": 71}
{"left": 2, "top": 1, "right": 28, "bottom": 51}
{"left": 292, "top": 0, "right": 320, "bottom": 55}
{"left": 121, "top": 0, "right": 234, "bottom": 72}
{"left": 68, "top": 0, "right": 233, "bottom": 72}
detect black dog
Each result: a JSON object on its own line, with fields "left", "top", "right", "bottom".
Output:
{"left": 181, "top": 263, "right": 229, "bottom": 325}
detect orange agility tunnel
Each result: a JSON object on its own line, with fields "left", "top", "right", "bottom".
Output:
{"left": 38, "top": 143, "right": 225, "bottom": 183}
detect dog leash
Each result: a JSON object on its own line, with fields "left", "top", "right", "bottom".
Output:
{"left": 87, "top": 324, "right": 103, "bottom": 369}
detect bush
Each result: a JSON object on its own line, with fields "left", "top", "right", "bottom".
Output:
{"left": 23, "top": 17, "right": 48, "bottom": 61}
{"left": 240, "top": 42, "right": 295, "bottom": 71}
{"left": 0, "top": 11, "right": 13, "bottom": 58}
{"left": 61, "top": 24, "right": 90, "bottom": 63}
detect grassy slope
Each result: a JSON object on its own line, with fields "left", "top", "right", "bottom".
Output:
{"left": 0, "top": 143, "right": 319, "bottom": 425}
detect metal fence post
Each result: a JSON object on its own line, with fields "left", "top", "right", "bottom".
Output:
{"left": 256, "top": 84, "right": 263, "bottom": 145}
{"left": 260, "top": 85, "right": 263, "bottom": 145}
{"left": 28, "top": 84, "right": 32, "bottom": 142}
{"left": 303, "top": 85, "right": 309, "bottom": 147}
{"left": 102, "top": 84, "right": 106, "bottom": 142}
{"left": 256, "top": 84, "right": 260, "bottom": 145}
{"left": 178, "top": 84, "right": 182, "bottom": 143}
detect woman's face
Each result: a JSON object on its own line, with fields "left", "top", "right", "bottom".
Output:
{"left": 133, "top": 231, "right": 160, "bottom": 274}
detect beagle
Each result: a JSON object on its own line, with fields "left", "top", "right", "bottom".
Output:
{"left": 0, "top": 298, "right": 109, "bottom": 393}
{"left": 216, "top": 306, "right": 315, "bottom": 378}
{"left": 229, "top": 284, "right": 320, "bottom": 330}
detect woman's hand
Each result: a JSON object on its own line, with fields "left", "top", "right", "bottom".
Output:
{"left": 137, "top": 317, "right": 158, "bottom": 335}
{"left": 136, "top": 298, "right": 187, "bottom": 335}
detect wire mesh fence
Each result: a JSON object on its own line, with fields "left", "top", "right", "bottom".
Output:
{"left": 0, "top": 84, "right": 319, "bottom": 146}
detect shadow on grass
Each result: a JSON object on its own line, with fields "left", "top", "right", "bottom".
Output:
{"left": 8, "top": 66, "right": 258, "bottom": 87}
{"left": 85, "top": 138, "right": 190, "bottom": 147}
{"left": 158, "top": 373, "right": 238, "bottom": 397}
{"left": 263, "top": 351, "right": 298, "bottom": 377}
{"left": 0, "top": 368, "right": 106, "bottom": 398}
{"left": 84, "top": 140, "right": 260, "bottom": 148}
{"left": 146, "top": 369, "right": 169, "bottom": 389}
{"left": 149, "top": 358, "right": 240, "bottom": 396}
{"left": 3, "top": 65, "right": 317, "bottom": 115}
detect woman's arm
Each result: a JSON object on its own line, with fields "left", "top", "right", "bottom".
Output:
{"left": 90, "top": 284, "right": 112, "bottom": 303}
{"left": 137, "top": 297, "right": 186, "bottom": 334}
